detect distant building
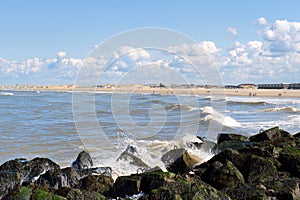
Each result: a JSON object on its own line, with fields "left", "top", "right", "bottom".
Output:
{"left": 238, "top": 84, "right": 258, "bottom": 89}
{"left": 257, "top": 83, "right": 285, "bottom": 89}
{"left": 288, "top": 83, "right": 300, "bottom": 89}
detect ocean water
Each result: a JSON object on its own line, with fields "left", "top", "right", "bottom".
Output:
{"left": 1, "top": 90, "right": 300, "bottom": 176}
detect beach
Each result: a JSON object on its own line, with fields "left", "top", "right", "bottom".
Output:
{"left": 2, "top": 84, "right": 300, "bottom": 98}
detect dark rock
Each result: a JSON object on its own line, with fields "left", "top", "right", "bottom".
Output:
{"left": 72, "top": 151, "right": 93, "bottom": 170}
{"left": 145, "top": 166, "right": 163, "bottom": 173}
{"left": 61, "top": 167, "right": 81, "bottom": 188}
{"left": 249, "top": 126, "right": 281, "bottom": 142}
{"left": 37, "top": 168, "right": 62, "bottom": 189}
{"left": 0, "top": 157, "right": 60, "bottom": 184}
{"left": 117, "top": 145, "right": 150, "bottom": 169}
{"left": 140, "top": 172, "right": 175, "bottom": 193}
{"left": 264, "top": 178, "right": 300, "bottom": 200}
{"left": 201, "top": 160, "right": 245, "bottom": 189}
{"left": 0, "top": 171, "right": 21, "bottom": 199}
{"left": 278, "top": 152, "right": 300, "bottom": 178}
{"left": 4, "top": 186, "right": 32, "bottom": 200}
{"left": 217, "top": 140, "right": 247, "bottom": 152}
{"left": 244, "top": 155, "right": 277, "bottom": 183}
{"left": 217, "top": 133, "right": 249, "bottom": 145}
{"left": 31, "top": 189, "right": 66, "bottom": 200}
{"left": 193, "top": 137, "right": 217, "bottom": 153}
{"left": 77, "top": 167, "right": 112, "bottom": 178}
{"left": 60, "top": 188, "right": 105, "bottom": 200}
{"left": 161, "top": 148, "right": 193, "bottom": 174}
{"left": 141, "top": 187, "right": 175, "bottom": 200}
{"left": 111, "top": 175, "right": 142, "bottom": 198}
{"left": 224, "top": 183, "right": 271, "bottom": 199}
{"left": 77, "top": 175, "right": 114, "bottom": 195}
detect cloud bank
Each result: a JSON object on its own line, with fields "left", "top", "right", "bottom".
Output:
{"left": 1, "top": 18, "right": 300, "bottom": 85}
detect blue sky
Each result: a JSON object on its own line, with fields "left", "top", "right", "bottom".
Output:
{"left": 1, "top": 0, "right": 300, "bottom": 85}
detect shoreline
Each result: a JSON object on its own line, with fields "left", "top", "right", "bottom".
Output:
{"left": 2, "top": 85, "right": 300, "bottom": 98}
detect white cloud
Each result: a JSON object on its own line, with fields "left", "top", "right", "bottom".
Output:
{"left": 227, "top": 27, "right": 238, "bottom": 37}
{"left": 256, "top": 17, "right": 268, "bottom": 26}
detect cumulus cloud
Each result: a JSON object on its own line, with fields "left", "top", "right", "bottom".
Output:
{"left": 227, "top": 27, "right": 238, "bottom": 37}
{"left": 255, "top": 17, "right": 268, "bottom": 26}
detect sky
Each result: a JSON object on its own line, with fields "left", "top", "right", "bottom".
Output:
{"left": 1, "top": 0, "right": 300, "bottom": 85}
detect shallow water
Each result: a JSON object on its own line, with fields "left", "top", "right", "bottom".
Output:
{"left": 1, "top": 90, "right": 299, "bottom": 176}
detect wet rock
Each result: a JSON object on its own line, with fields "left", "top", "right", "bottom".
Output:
{"left": 264, "top": 178, "right": 300, "bottom": 200}
{"left": 76, "top": 166, "right": 112, "bottom": 178}
{"left": 117, "top": 145, "right": 150, "bottom": 169}
{"left": 249, "top": 126, "right": 281, "bottom": 142}
{"left": 72, "top": 151, "right": 93, "bottom": 170}
{"left": 37, "top": 168, "right": 62, "bottom": 189}
{"left": 224, "top": 183, "right": 271, "bottom": 200}
{"left": 244, "top": 155, "right": 278, "bottom": 183}
{"left": 58, "top": 188, "right": 105, "bottom": 200}
{"left": 111, "top": 175, "right": 142, "bottom": 198}
{"left": 193, "top": 137, "right": 217, "bottom": 153}
{"left": 76, "top": 175, "right": 114, "bottom": 195}
{"left": 140, "top": 172, "right": 175, "bottom": 193}
{"left": 141, "top": 187, "right": 175, "bottom": 200}
{"left": 161, "top": 148, "right": 193, "bottom": 174}
{"left": 4, "top": 186, "right": 32, "bottom": 200}
{"left": 0, "top": 171, "right": 21, "bottom": 199}
{"left": 217, "top": 133, "right": 249, "bottom": 145}
{"left": 278, "top": 152, "right": 300, "bottom": 178}
{"left": 31, "top": 189, "right": 66, "bottom": 200}
{"left": 201, "top": 160, "right": 245, "bottom": 189}
{"left": 217, "top": 140, "right": 247, "bottom": 152}
{"left": 61, "top": 167, "right": 80, "bottom": 188}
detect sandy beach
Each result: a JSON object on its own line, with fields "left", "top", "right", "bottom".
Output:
{"left": 2, "top": 84, "right": 300, "bottom": 98}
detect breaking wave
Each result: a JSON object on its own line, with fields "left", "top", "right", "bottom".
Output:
{"left": 260, "top": 106, "right": 300, "bottom": 113}
{"left": 0, "top": 92, "right": 14, "bottom": 96}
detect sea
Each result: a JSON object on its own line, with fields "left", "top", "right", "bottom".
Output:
{"left": 1, "top": 90, "right": 300, "bottom": 177}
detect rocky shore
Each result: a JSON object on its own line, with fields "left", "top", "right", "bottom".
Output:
{"left": 1, "top": 127, "right": 300, "bottom": 199}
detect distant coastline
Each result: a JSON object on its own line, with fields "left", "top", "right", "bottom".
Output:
{"left": 1, "top": 84, "right": 300, "bottom": 98}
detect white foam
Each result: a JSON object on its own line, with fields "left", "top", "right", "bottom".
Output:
{"left": 0, "top": 92, "right": 14, "bottom": 96}
{"left": 260, "top": 106, "right": 300, "bottom": 113}
{"left": 201, "top": 106, "right": 241, "bottom": 127}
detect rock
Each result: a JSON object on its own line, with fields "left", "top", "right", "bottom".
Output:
{"left": 57, "top": 186, "right": 106, "bottom": 199}
{"left": 31, "top": 189, "right": 66, "bottom": 200}
{"left": 0, "top": 171, "right": 21, "bottom": 199}
{"left": 249, "top": 126, "right": 281, "bottom": 142}
{"left": 141, "top": 187, "right": 175, "bottom": 200}
{"left": 217, "top": 140, "right": 247, "bottom": 152}
{"left": 37, "top": 168, "right": 62, "bottom": 189}
{"left": 201, "top": 160, "right": 245, "bottom": 189}
{"left": 0, "top": 157, "right": 60, "bottom": 184}
{"left": 244, "top": 155, "right": 277, "bottom": 183}
{"left": 72, "top": 151, "right": 93, "bottom": 170}
{"left": 76, "top": 175, "right": 114, "bottom": 195}
{"left": 264, "top": 178, "right": 300, "bottom": 200}
{"left": 194, "top": 137, "right": 217, "bottom": 153}
{"left": 224, "top": 183, "right": 271, "bottom": 199}
{"left": 61, "top": 167, "right": 81, "bottom": 188}
{"left": 4, "top": 186, "right": 32, "bottom": 200}
{"left": 77, "top": 167, "right": 112, "bottom": 178}
{"left": 117, "top": 145, "right": 150, "bottom": 169}
{"left": 111, "top": 175, "right": 142, "bottom": 198}
{"left": 140, "top": 172, "right": 175, "bottom": 193}
{"left": 278, "top": 152, "right": 300, "bottom": 178}
{"left": 217, "top": 133, "right": 249, "bottom": 144}
{"left": 161, "top": 148, "right": 193, "bottom": 174}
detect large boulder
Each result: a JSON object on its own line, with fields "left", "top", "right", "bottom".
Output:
{"left": 217, "top": 133, "right": 249, "bottom": 144}
{"left": 72, "top": 151, "right": 93, "bottom": 170}
{"left": 0, "top": 171, "right": 21, "bottom": 199}
{"left": 278, "top": 152, "right": 300, "bottom": 178}
{"left": 111, "top": 175, "right": 142, "bottom": 198}
{"left": 37, "top": 168, "right": 62, "bottom": 189}
{"left": 161, "top": 148, "right": 193, "bottom": 174}
{"left": 61, "top": 167, "right": 81, "bottom": 188}
{"left": 117, "top": 145, "right": 150, "bottom": 169}
{"left": 201, "top": 160, "right": 245, "bottom": 189}
{"left": 249, "top": 126, "right": 281, "bottom": 142}
{"left": 76, "top": 175, "right": 114, "bottom": 195}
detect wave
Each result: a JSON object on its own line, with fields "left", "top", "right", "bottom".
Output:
{"left": 201, "top": 106, "right": 241, "bottom": 127}
{"left": 0, "top": 92, "right": 14, "bottom": 96}
{"left": 164, "top": 103, "right": 199, "bottom": 112}
{"left": 226, "top": 100, "right": 267, "bottom": 106}
{"left": 260, "top": 106, "right": 300, "bottom": 113}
